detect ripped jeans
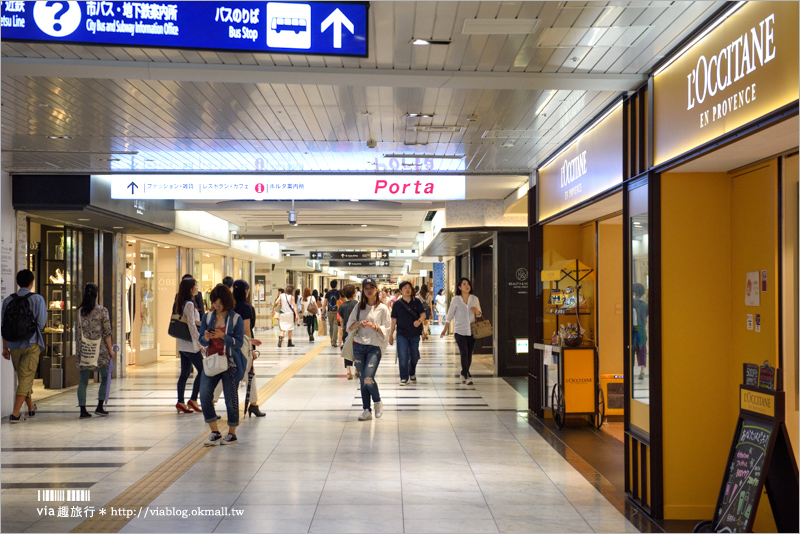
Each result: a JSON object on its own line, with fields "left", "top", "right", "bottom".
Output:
{"left": 352, "top": 343, "right": 382, "bottom": 411}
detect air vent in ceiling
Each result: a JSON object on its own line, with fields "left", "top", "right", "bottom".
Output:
{"left": 481, "top": 130, "right": 546, "bottom": 139}
{"left": 424, "top": 211, "right": 437, "bottom": 222}
{"left": 462, "top": 18, "right": 539, "bottom": 35}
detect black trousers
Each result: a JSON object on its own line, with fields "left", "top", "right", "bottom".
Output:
{"left": 304, "top": 315, "right": 315, "bottom": 337}
{"left": 454, "top": 333, "right": 475, "bottom": 378}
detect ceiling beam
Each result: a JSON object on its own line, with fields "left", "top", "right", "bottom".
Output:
{"left": 2, "top": 57, "right": 646, "bottom": 92}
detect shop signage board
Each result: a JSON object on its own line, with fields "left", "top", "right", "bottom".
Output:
{"left": 108, "top": 174, "right": 466, "bottom": 201}
{"left": 311, "top": 251, "right": 389, "bottom": 260}
{"left": 327, "top": 260, "right": 390, "bottom": 267}
{"left": 653, "top": 1, "right": 799, "bottom": 166}
{"left": 703, "top": 371, "right": 798, "bottom": 534}
{"left": 537, "top": 104, "right": 623, "bottom": 222}
{"left": 1, "top": 1, "right": 369, "bottom": 57}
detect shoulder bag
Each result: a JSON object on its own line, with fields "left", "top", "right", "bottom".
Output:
{"left": 168, "top": 304, "right": 193, "bottom": 341}
{"left": 340, "top": 308, "right": 360, "bottom": 361}
{"left": 308, "top": 298, "right": 319, "bottom": 315}
{"left": 470, "top": 316, "right": 493, "bottom": 339}
{"left": 78, "top": 314, "right": 101, "bottom": 368}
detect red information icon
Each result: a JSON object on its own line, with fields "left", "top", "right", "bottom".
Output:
{"left": 255, "top": 183, "right": 265, "bottom": 194}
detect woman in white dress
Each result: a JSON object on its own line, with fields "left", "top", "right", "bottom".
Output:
{"left": 435, "top": 289, "right": 447, "bottom": 326}
{"left": 277, "top": 284, "right": 297, "bottom": 348}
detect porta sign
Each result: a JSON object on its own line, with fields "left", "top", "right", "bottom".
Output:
{"left": 653, "top": 1, "right": 799, "bottom": 165}
{"left": 1, "top": 1, "right": 369, "bottom": 57}
{"left": 108, "top": 174, "right": 466, "bottom": 201}
{"left": 537, "top": 104, "right": 623, "bottom": 221}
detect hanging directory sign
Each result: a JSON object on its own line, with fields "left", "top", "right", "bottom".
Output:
{"left": 108, "top": 174, "right": 466, "bottom": 201}
{"left": 328, "top": 260, "right": 390, "bottom": 268}
{"left": 311, "top": 251, "right": 389, "bottom": 260}
{"left": 1, "top": 1, "right": 369, "bottom": 58}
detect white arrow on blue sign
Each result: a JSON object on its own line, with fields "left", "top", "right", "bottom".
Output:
{"left": 320, "top": 8, "right": 354, "bottom": 49}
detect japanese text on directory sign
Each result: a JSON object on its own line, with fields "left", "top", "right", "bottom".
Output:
{"left": 1, "top": 1, "right": 368, "bottom": 57}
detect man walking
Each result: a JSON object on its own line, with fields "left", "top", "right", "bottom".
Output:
{"left": 2, "top": 270, "right": 47, "bottom": 422}
{"left": 322, "top": 281, "right": 341, "bottom": 347}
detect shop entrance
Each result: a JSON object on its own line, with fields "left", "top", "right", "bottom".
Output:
{"left": 537, "top": 192, "right": 626, "bottom": 489}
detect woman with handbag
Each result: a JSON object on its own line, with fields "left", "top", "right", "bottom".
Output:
{"left": 346, "top": 278, "right": 391, "bottom": 421}
{"left": 440, "top": 277, "right": 483, "bottom": 385}
{"left": 198, "top": 284, "right": 246, "bottom": 446}
{"left": 233, "top": 280, "right": 264, "bottom": 418}
{"left": 301, "top": 287, "right": 317, "bottom": 342}
{"left": 417, "top": 284, "right": 433, "bottom": 340}
{"left": 276, "top": 285, "right": 297, "bottom": 348}
{"left": 174, "top": 277, "right": 203, "bottom": 414}
{"left": 435, "top": 289, "right": 446, "bottom": 327}
{"left": 336, "top": 284, "right": 358, "bottom": 380}
{"left": 75, "top": 283, "right": 114, "bottom": 418}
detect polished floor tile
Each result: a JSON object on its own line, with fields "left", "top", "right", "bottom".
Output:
{"left": 2, "top": 331, "right": 638, "bottom": 533}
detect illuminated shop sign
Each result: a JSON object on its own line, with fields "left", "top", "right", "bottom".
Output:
{"left": 653, "top": 1, "right": 798, "bottom": 165}
{"left": 537, "top": 103, "right": 623, "bottom": 222}
{"left": 107, "top": 174, "right": 466, "bottom": 201}
{"left": 1, "top": 1, "right": 369, "bottom": 57}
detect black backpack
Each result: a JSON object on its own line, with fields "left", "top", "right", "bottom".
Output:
{"left": 326, "top": 290, "right": 340, "bottom": 311}
{"left": 2, "top": 293, "right": 38, "bottom": 342}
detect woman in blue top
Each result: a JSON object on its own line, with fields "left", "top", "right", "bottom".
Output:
{"left": 198, "top": 284, "right": 246, "bottom": 446}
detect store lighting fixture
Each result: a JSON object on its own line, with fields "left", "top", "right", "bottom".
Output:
{"left": 411, "top": 38, "right": 451, "bottom": 46}
{"left": 361, "top": 224, "right": 368, "bottom": 227}
{"left": 406, "top": 113, "right": 435, "bottom": 118}
{"left": 77, "top": 218, "right": 90, "bottom": 221}
{"left": 46, "top": 135, "right": 72, "bottom": 140}
{"left": 350, "top": 199, "right": 360, "bottom": 202}
{"left": 113, "top": 226, "right": 123, "bottom": 229}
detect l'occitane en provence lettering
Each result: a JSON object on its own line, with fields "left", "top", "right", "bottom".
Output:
{"left": 560, "top": 150, "right": 587, "bottom": 188}
{"left": 686, "top": 13, "right": 776, "bottom": 111}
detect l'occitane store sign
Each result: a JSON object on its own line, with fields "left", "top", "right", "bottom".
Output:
{"left": 654, "top": 1, "right": 799, "bottom": 166}
{"left": 538, "top": 104, "right": 623, "bottom": 221}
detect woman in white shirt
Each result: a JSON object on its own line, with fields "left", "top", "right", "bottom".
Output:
{"left": 174, "top": 277, "right": 203, "bottom": 414}
{"left": 346, "top": 278, "right": 391, "bottom": 421}
{"left": 435, "top": 289, "right": 446, "bottom": 326}
{"left": 441, "top": 277, "right": 483, "bottom": 385}
{"left": 301, "top": 287, "right": 317, "bottom": 342}
{"left": 277, "top": 284, "right": 297, "bottom": 348}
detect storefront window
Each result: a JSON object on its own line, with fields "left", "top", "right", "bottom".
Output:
{"left": 139, "top": 242, "right": 156, "bottom": 350}
{"left": 199, "top": 252, "right": 224, "bottom": 309}
{"left": 630, "top": 183, "right": 649, "bottom": 404}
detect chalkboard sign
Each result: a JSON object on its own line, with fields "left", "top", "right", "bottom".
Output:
{"left": 713, "top": 419, "right": 773, "bottom": 532}
{"left": 743, "top": 364, "right": 759, "bottom": 387}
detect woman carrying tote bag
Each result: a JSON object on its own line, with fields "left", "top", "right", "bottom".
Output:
{"left": 440, "top": 277, "right": 483, "bottom": 385}
{"left": 75, "top": 283, "right": 115, "bottom": 419}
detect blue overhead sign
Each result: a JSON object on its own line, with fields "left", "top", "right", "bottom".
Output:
{"left": 1, "top": 1, "right": 369, "bottom": 57}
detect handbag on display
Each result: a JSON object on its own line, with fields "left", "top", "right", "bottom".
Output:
{"left": 470, "top": 316, "right": 493, "bottom": 339}
{"left": 168, "top": 312, "right": 193, "bottom": 341}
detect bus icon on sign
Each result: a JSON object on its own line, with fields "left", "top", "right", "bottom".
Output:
{"left": 267, "top": 3, "right": 311, "bottom": 49}
{"left": 272, "top": 17, "right": 307, "bottom": 34}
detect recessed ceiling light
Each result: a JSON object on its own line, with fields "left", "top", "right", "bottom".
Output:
{"left": 350, "top": 199, "right": 360, "bottom": 202}
{"left": 113, "top": 226, "right": 124, "bottom": 229}
{"left": 46, "top": 135, "right": 71, "bottom": 140}
{"left": 361, "top": 224, "right": 368, "bottom": 227}
{"left": 128, "top": 240, "right": 136, "bottom": 243}
{"left": 77, "top": 218, "right": 90, "bottom": 221}
{"left": 407, "top": 113, "right": 435, "bottom": 118}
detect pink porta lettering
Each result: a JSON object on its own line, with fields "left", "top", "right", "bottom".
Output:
{"left": 374, "top": 179, "right": 435, "bottom": 195}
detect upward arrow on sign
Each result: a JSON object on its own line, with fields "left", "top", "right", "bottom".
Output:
{"left": 320, "top": 8, "right": 354, "bottom": 49}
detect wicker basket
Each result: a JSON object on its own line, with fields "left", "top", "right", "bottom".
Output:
{"left": 563, "top": 333, "right": 583, "bottom": 347}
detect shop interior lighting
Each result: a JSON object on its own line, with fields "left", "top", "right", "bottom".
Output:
{"left": 652, "top": 1, "right": 745, "bottom": 76}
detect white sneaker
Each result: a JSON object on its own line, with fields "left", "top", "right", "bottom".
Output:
{"left": 399, "top": 379, "right": 408, "bottom": 386}
{"left": 220, "top": 433, "right": 238, "bottom": 445}
{"left": 410, "top": 375, "right": 416, "bottom": 382}
{"left": 204, "top": 432, "right": 222, "bottom": 446}
{"left": 358, "top": 409, "right": 372, "bottom": 421}
{"left": 374, "top": 401, "right": 383, "bottom": 419}
{"left": 466, "top": 377, "right": 474, "bottom": 385}
{"left": 460, "top": 375, "right": 466, "bottom": 383}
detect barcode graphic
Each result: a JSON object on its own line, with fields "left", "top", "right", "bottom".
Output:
{"left": 37, "top": 490, "right": 90, "bottom": 502}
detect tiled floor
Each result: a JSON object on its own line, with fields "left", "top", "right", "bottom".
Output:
{"left": 2, "top": 326, "right": 641, "bottom": 533}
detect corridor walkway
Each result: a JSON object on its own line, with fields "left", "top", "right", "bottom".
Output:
{"left": 1, "top": 328, "right": 639, "bottom": 533}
